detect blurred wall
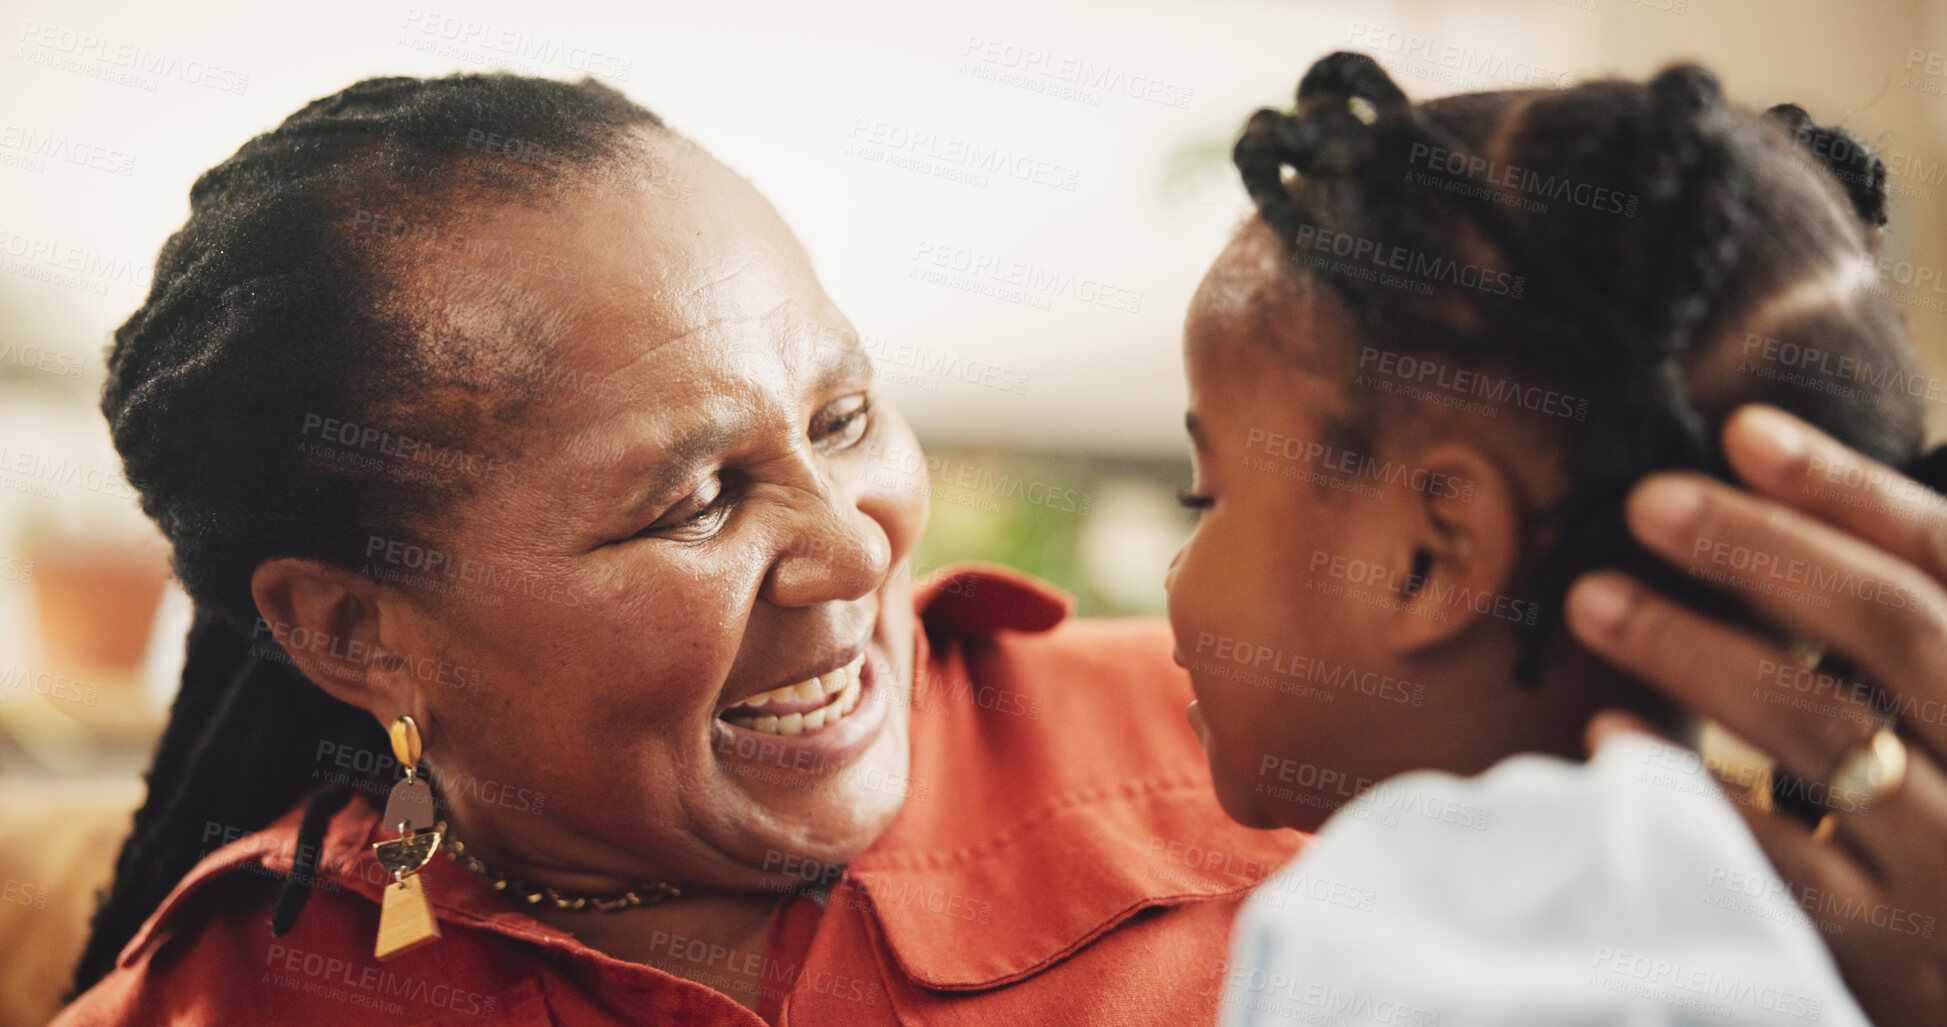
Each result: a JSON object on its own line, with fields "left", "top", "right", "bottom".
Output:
{"left": 3, "top": 0, "right": 1943, "bottom": 461}
{"left": 0, "top": 0, "right": 1943, "bottom": 643}
{"left": 1, "top": 0, "right": 1942, "bottom": 688}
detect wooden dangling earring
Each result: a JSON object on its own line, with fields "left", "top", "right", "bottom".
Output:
{"left": 371, "top": 714, "right": 442, "bottom": 960}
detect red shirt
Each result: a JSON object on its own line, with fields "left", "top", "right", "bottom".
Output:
{"left": 53, "top": 566, "right": 1303, "bottom": 1025}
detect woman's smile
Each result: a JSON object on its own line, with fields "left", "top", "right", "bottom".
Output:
{"left": 712, "top": 645, "right": 893, "bottom": 767}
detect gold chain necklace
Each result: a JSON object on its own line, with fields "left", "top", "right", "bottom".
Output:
{"left": 434, "top": 820, "right": 690, "bottom": 912}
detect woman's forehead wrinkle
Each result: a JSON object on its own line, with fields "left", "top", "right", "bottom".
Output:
{"left": 548, "top": 331, "right": 781, "bottom": 470}
{"left": 681, "top": 249, "right": 769, "bottom": 297}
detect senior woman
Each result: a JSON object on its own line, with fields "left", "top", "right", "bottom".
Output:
{"left": 49, "top": 72, "right": 1947, "bottom": 1024}
{"left": 51, "top": 73, "right": 1298, "bottom": 1026}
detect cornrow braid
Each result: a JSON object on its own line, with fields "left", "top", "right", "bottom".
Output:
{"left": 1514, "top": 66, "right": 1748, "bottom": 683}
{"left": 1233, "top": 53, "right": 1928, "bottom": 687}
{"left": 1764, "top": 102, "right": 1890, "bottom": 228}
{"left": 73, "top": 73, "right": 666, "bottom": 997}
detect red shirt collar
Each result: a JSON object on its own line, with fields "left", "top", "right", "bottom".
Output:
{"left": 863, "top": 564, "right": 1298, "bottom": 988}
{"left": 122, "top": 564, "right": 1298, "bottom": 999}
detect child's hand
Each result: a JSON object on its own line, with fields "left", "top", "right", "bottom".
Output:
{"left": 1564, "top": 404, "right": 1947, "bottom": 1027}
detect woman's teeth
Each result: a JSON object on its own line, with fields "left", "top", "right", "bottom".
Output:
{"left": 723, "top": 654, "right": 865, "bottom": 736}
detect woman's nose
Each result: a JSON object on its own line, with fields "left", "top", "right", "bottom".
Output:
{"left": 763, "top": 478, "right": 892, "bottom": 607}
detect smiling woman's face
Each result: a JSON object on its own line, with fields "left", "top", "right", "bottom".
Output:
{"left": 334, "top": 134, "right": 928, "bottom": 892}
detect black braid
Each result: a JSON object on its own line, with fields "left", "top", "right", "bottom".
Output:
{"left": 269, "top": 781, "right": 358, "bottom": 936}
{"left": 1514, "top": 66, "right": 1748, "bottom": 683}
{"left": 73, "top": 73, "right": 666, "bottom": 997}
{"left": 1234, "top": 54, "right": 1923, "bottom": 687}
{"left": 1764, "top": 103, "right": 1889, "bottom": 228}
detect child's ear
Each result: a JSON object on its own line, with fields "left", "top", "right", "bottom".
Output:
{"left": 1381, "top": 442, "right": 1528, "bottom": 655}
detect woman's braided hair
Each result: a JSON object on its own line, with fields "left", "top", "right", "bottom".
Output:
{"left": 74, "top": 72, "right": 664, "bottom": 995}
{"left": 1233, "top": 53, "right": 1928, "bottom": 683}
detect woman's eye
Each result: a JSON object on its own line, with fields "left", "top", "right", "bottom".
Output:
{"left": 813, "top": 395, "right": 873, "bottom": 451}
{"left": 637, "top": 481, "right": 733, "bottom": 541}
{"left": 1175, "top": 487, "right": 1214, "bottom": 517}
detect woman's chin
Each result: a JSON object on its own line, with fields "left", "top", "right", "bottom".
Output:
{"left": 707, "top": 645, "right": 914, "bottom": 877}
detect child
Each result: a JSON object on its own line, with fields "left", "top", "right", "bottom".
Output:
{"left": 1165, "top": 53, "right": 1925, "bottom": 1025}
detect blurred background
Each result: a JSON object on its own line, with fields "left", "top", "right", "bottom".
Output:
{"left": 2, "top": 0, "right": 1945, "bottom": 1021}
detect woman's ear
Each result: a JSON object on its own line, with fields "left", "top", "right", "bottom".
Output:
{"left": 250, "top": 557, "right": 411, "bottom": 718}
{"left": 1381, "top": 442, "right": 1530, "bottom": 655}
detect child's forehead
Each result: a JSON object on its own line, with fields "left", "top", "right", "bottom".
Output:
{"left": 1190, "top": 245, "right": 1355, "bottom": 383}
{"left": 1187, "top": 336, "right": 1351, "bottom": 453}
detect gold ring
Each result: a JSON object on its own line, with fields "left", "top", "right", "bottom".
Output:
{"left": 1825, "top": 727, "right": 1909, "bottom": 814}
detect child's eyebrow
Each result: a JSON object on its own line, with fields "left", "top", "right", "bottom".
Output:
{"left": 1184, "top": 412, "right": 1208, "bottom": 453}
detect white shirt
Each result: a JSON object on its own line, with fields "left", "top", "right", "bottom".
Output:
{"left": 1220, "top": 732, "right": 1872, "bottom": 1026}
